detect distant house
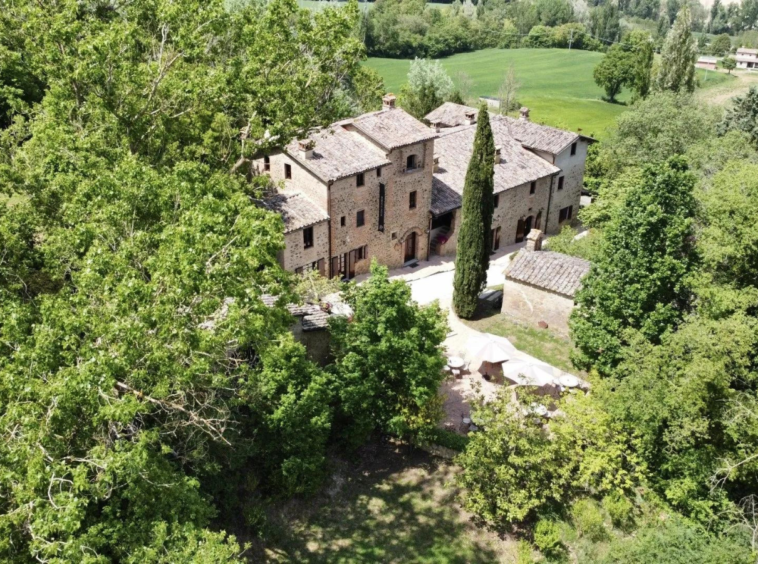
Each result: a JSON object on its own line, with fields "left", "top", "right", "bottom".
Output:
{"left": 479, "top": 96, "right": 501, "bottom": 110}
{"left": 736, "top": 48, "right": 758, "bottom": 70}
{"left": 696, "top": 56, "right": 718, "bottom": 70}
{"left": 501, "top": 230, "right": 590, "bottom": 337}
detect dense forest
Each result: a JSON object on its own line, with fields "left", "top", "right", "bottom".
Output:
{"left": 363, "top": 0, "right": 758, "bottom": 58}
{"left": 2, "top": 0, "right": 758, "bottom": 560}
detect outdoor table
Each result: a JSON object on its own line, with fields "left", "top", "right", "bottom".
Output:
{"left": 558, "top": 374, "right": 581, "bottom": 388}
{"left": 448, "top": 356, "right": 465, "bottom": 369}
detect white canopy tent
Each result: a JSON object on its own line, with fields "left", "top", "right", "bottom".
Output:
{"left": 466, "top": 334, "right": 516, "bottom": 363}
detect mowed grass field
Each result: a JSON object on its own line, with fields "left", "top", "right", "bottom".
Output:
{"left": 367, "top": 48, "right": 732, "bottom": 139}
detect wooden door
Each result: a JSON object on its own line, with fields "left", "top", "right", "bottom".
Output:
{"left": 491, "top": 226, "right": 501, "bottom": 252}
{"left": 404, "top": 232, "right": 417, "bottom": 262}
{"left": 524, "top": 215, "right": 533, "bottom": 237}
{"left": 535, "top": 211, "right": 542, "bottom": 230}
{"left": 515, "top": 218, "right": 525, "bottom": 243}
{"left": 347, "top": 251, "right": 356, "bottom": 279}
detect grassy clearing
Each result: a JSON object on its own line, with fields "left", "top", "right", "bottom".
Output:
{"left": 462, "top": 294, "right": 577, "bottom": 374}
{"left": 258, "top": 443, "right": 517, "bottom": 563}
{"left": 368, "top": 48, "right": 632, "bottom": 139}
{"left": 367, "top": 48, "right": 733, "bottom": 139}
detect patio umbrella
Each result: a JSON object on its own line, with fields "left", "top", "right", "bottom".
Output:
{"left": 501, "top": 359, "right": 555, "bottom": 387}
{"left": 466, "top": 334, "right": 516, "bottom": 363}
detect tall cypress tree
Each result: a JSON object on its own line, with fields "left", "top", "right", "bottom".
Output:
{"left": 453, "top": 104, "right": 495, "bottom": 319}
{"left": 655, "top": 4, "right": 697, "bottom": 94}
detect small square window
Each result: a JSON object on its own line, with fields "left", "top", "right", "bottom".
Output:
{"left": 377, "top": 167, "right": 382, "bottom": 177}
{"left": 284, "top": 163, "right": 292, "bottom": 180}
{"left": 409, "top": 191, "right": 417, "bottom": 209}
{"left": 570, "top": 142, "right": 577, "bottom": 156}
{"left": 406, "top": 155, "right": 417, "bottom": 170}
{"left": 559, "top": 205, "right": 573, "bottom": 222}
{"left": 557, "top": 176, "right": 564, "bottom": 190}
{"left": 303, "top": 226, "right": 314, "bottom": 249}
{"left": 494, "top": 194, "right": 499, "bottom": 208}
{"left": 530, "top": 181, "right": 536, "bottom": 194}
{"left": 391, "top": 232, "right": 397, "bottom": 240}
{"left": 357, "top": 210, "right": 365, "bottom": 227}
{"left": 340, "top": 216, "right": 346, "bottom": 227}
{"left": 357, "top": 173, "right": 365, "bottom": 187}
{"left": 263, "top": 156, "right": 270, "bottom": 172}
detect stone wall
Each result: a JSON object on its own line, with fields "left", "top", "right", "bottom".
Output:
{"left": 545, "top": 140, "right": 588, "bottom": 234}
{"left": 290, "top": 321, "right": 332, "bottom": 366}
{"left": 500, "top": 278, "right": 576, "bottom": 337}
{"left": 255, "top": 150, "right": 329, "bottom": 210}
{"left": 281, "top": 219, "right": 330, "bottom": 273}
{"left": 493, "top": 175, "right": 552, "bottom": 247}
{"left": 329, "top": 138, "right": 434, "bottom": 274}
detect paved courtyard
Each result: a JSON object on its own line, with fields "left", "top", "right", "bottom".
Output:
{"left": 366, "top": 243, "right": 585, "bottom": 431}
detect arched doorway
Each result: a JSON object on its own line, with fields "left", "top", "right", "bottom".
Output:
{"left": 404, "top": 232, "right": 417, "bottom": 262}
{"left": 524, "top": 215, "right": 533, "bottom": 237}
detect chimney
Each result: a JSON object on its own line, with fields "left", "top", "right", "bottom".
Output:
{"left": 433, "top": 154, "right": 440, "bottom": 172}
{"left": 494, "top": 145, "right": 502, "bottom": 164}
{"left": 464, "top": 110, "right": 476, "bottom": 126}
{"left": 382, "top": 93, "right": 396, "bottom": 110}
{"left": 430, "top": 120, "right": 441, "bottom": 133}
{"left": 519, "top": 107, "right": 530, "bottom": 121}
{"left": 525, "top": 229, "right": 543, "bottom": 252}
{"left": 298, "top": 139, "right": 315, "bottom": 160}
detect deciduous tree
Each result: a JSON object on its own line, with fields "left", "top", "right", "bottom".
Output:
{"left": 656, "top": 4, "right": 697, "bottom": 93}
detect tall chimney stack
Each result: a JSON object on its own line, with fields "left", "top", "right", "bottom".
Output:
{"left": 430, "top": 120, "right": 441, "bottom": 133}
{"left": 464, "top": 110, "right": 476, "bottom": 126}
{"left": 298, "top": 139, "right": 315, "bottom": 160}
{"left": 519, "top": 107, "right": 530, "bottom": 121}
{"left": 382, "top": 94, "right": 396, "bottom": 110}
{"left": 494, "top": 145, "right": 503, "bottom": 164}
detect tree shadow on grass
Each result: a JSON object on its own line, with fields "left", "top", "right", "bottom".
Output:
{"left": 258, "top": 442, "right": 504, "bottom": 563}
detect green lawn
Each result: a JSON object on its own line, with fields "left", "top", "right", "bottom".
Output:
{"left": 367, "top": 48, "right": 733, "bottom": 139}
{"left": 258, "top": 444, "right": 516, "bottom": 563}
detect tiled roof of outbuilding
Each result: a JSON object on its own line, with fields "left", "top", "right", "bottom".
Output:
{"left": 261, "top": 192, "right": 329, "bottom": 233}
{"left": 285, "top": 126, "right": 390, "bottom": 182}
{"left": 505, "top": 250, "right": 591, "bottom": 298}
{"left": 351, "top": 107, "right": 438, "bottom": 150}
{"left": 430, "top": 118, "right": 560, "bottom": 216}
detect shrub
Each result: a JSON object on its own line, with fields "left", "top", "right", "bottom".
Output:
{"left": 571, "top": 499, "right": 608, "bottom": 542}
{"left": 602, "top": 492, "right": 635, "bottom": 530}
{"left": 427, "top": 428, "right": 470, "bottom": 452}
{"left": 516, "top": 539, "right": 536, "bottom": 564}
{"left": 534, "top": 519, "right": 565, "bottom": 559}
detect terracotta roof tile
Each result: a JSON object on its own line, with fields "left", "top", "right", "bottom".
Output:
{"left": 351, "top": 108, "right": 437, "bottom": 150}
{"left": 285, "top": 127, "right": 390, "bottom": 182}
{"left": 261, "top": 192, "right": 329, "bottom": 233}
{"left": 505, "top": 250, "right": 591, "bottom": 298}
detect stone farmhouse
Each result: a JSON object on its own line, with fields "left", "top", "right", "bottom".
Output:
{"left": 257, "top": 96, "right": 593, "bottom": 280}
{"left": 736, "top": 47, "right": 758, "bottom": 71}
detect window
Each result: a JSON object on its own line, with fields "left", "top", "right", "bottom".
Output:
{"left": 303, "top": 226, "right": 314, "bottom": 249}
{"left": 356, "top": 245, "right": 368, "bottom": 260}
{"left": 493, "top": 194, "right": 499, "bottom": 208}
{"left": 263, "top": 155, "right": 270, "bottom": 172}
{"left": 409, "top": 191, "right": 417, "bottom": 209}
{"left": 530, "top": 181, "right": 536, "bottom": 195}
{"left": 378, "top": 183, "right": 385, "bottom": 232}
{"left": 559, "top": 205, "right": 573, "bottom": 222}
{"left": 357, "top": 172, "right": 364, "bottom": 187}
{"left": 557, "top": 176, "right": 564, "bottom": 190}
{"left": 391, "top": 232, "right": 397, "bottom": 240}
{"left": 356, "top": 210, "right": 365, "bottom": 227}
{"left": 340, "top": 216, "right": 346, "bottom": 227}
{"left": 570, "top": 142, "right": 577, "bottom": 156}
{"left": 377, "top": 167, "right": 382, "bottom": 177}
{"left": 284, "top": 163, "right": 292, "bottom": 179}
{"left": 406, "top": 154, "right": 417, "bottom": 171}
{"left": 294, "top": 267, "right": 303, "bottom": 275}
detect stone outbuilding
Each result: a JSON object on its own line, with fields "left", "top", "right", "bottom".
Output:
{"left": 501, "top": 230, "right": 591, "bottom": 337}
